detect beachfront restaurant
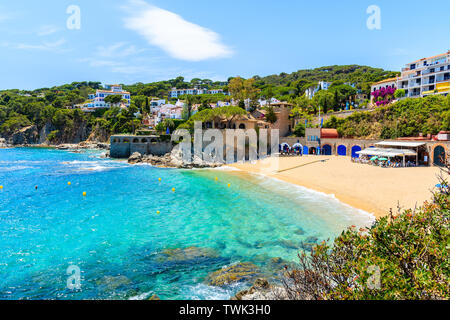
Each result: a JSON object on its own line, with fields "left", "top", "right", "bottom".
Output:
{"left": 355, "top": 141, "right": 427, "bottom": 167}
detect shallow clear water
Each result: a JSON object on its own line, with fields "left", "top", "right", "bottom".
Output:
{"left": 0, "top": 148, "right": 373, "bottom": 300}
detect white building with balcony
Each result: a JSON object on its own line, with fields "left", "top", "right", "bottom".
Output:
{"left": 86, "top": 84, "right": 131, "bottom": 108}
{"left": 397, "top": 51, "right": 450, "bottom": 98}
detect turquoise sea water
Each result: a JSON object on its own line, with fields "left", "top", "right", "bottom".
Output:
{"left": 0, "top": 148, "right": 374, "bottom": 300}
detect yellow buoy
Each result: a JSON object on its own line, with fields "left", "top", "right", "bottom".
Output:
{"left": 172, "top": 188, "right": 176, "bottom": 192}
{"left": 228, "top": 183, "right": 231, "bottom": 188}
{"left": 68, "top": 182, "right": 71, "bottom": 186}
{"left": 83, "top": 192, "right": 87, "bottom": 197}
{"left": 157, "top": 211, "right": 160, "bottom": 215}
{"left": 0, "top": 185, "right": 3, "bottom": 190}
{"left": 158, "top": 178, "right": 162, "bottom": 182}
{"left": 215, "top": 177, "right": 218, "bottom": 181}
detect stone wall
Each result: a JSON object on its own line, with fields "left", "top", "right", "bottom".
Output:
{"left": 110, "top": 135, "right": 173, "bottom": 158}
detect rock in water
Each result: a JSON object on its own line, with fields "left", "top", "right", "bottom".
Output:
{"left": 233, "top": 278, "right": 289, "bottom": 300}
{"left": 206, "top": 262, "right": 260, "bottom": 287}
{"left": 96, "top": 275, "right": 131, "bottom": 291}
{"left": 156, "top": 246, "right": 219, "bottom": 262}
{"left": 128, "top": 152, "right": 143, "bottom": 164}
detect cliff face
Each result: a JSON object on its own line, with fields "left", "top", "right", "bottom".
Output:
{"left": 3, "top": 121, "right": 109, "bottom": 146}
{"left": 7, "top": 125, "right": 40, "bottom": 145}
{"left": 86, "top": 125, "right": 111, "bottom": 143}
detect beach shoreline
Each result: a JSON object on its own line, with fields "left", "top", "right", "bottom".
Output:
{"left": 230, "top": 156, "right": 443, "bottom": 219}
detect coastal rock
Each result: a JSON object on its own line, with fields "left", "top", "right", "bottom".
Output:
{"left": 233, "top": 278, "right": 289, "bottom": 300}
{"left": 128, "top": 152, "right": 143, "bottom": 164}
{"left": 10, "top": 125, "right": 39, "bottom": 145}
{"left": 156, "top": 246, "right": 219, "bottom": 263}
{"left": 206, "top": 262, "right": 260, "bottom": 287}
{"left": 96, "top": 275, "right": 131, "bottom": 291}
{"left": 141, "top": 153, "right": 176, "bottom": 167}
{"left": 0, "top": 138, "right": 7, "bottom": 148}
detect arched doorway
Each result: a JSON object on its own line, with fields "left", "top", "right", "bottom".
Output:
{"left": 351, "top": 145, "right": 362, "bottom": 158}
{"left": 303, "top": 146, "right": 309, "bottom": 155}
{"left": 337, "top": 145, "right": 347, "bottom": 156}
{"left": 239, "top": 123, "right": 246, "bottom": 129}
{"left": 323, "top": 144, "right": 332, "bottom": 155}
{"left": 433, "top": 146, "right": 446, "bottom": 166}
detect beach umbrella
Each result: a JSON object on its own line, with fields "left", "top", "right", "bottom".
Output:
{"left": 379, "top": 158, "right": 388, "bottom": 161}
{"left": 436, "top": 184, "right": 448, "bottom": 188}
{"left": 370, "top": 156, "right": 378, "bottom": 161}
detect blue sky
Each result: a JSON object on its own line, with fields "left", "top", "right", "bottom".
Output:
{"left": 0, "top": 0, "right": 449, "bottom": 90}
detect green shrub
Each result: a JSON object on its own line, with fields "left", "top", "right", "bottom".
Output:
{"left": 283, "top": 183, "right": 449, "bottom": 300}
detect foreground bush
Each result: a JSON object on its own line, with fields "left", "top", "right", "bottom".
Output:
{"left": 283, "top": 181, "right": 449, "bottom": 300}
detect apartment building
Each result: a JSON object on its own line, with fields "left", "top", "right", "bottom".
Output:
{"left": 397, "top": 51, "right": 450, "bottom": 98}
{"left": 168, "top": 88, "right": 226, "bottom": 98}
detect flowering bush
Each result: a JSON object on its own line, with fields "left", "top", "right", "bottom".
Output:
{"left": 372, "top": 86, "right": 397, "bottom": 106}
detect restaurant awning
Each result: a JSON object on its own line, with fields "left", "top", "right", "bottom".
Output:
{"left": 374, "top": 141, "right": 426, "bottom": 148}
{"left": 356, "top": 147, "right": 417, "bottom": 157}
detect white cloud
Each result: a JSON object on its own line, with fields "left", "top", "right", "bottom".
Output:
{"left": 95, "top": 42, "right": 145, "bottom": 58}
{"left": 123, "top": 0, "right": 233, "bottom": 61}
{"left": 37, "top": 25, "right": 59, "bottom": 36}
{"left": 3, "top": 38, "right": 68, "bottom": 53}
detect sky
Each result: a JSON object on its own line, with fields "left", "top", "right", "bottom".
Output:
{"left": 0, "top": 0, "right": 449, "bottom": 90}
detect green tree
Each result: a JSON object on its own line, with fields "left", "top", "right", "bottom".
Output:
{"left": 265, "top": 106, "right": 278, "bottom": 124}
{"left": 104, "top": 95, "right": 123, "bottom": 106}
{"left": 293, "top": 123, "right": 305, "bottom": 137}
{"left": 394, "top": 89, "right": 406, "bottom": 99}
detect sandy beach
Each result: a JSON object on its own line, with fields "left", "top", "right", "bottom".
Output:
{"left": 231, "top": 156, "right": 444, "bottom": 218}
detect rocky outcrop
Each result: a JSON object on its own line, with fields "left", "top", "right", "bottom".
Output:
{"left": 87, "top": 125, "right": 110, "bottom": 143}
{"left": 205, "top": 262, "right": 261, "bottom": 287}
{"left": 9, "top": 125, "right": 39, "bottom": 145}
{"left": 128, "top": 152, "right": 143, "bottom": 164}
{"left": 126, "top": 150, "right": 224, "bottom": 169}
{"left": 233, "top": 279, "right": 289, "bottom": 300}
{"left": 0, "top": 138, "right": 7, "bottom": 148}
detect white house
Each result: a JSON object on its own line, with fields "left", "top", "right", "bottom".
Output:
{"left": 305, "top": 81, "right": 333, "bottom": 99}
{"left": 86, "top": 84, "right": 131, "bottom": 108}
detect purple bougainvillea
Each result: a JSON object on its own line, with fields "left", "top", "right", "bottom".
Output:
{"left": 371, "top": 86, "right": 396, "bottom": 106}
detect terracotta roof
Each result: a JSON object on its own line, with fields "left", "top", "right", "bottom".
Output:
{"left": 372, "top": 77, "right": 398, "bottom": 86}
{"left": 321, "top": 129, "right": 339, "bottom": 139}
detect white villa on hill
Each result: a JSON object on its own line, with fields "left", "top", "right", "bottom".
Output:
{"left": 85, "top": 84, "right": 131, "bottom": 108}
{"left": 305, "top": 81, "right": 333, "bottom": 99}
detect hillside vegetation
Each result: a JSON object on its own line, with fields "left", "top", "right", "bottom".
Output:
{"left": 324, "top": 95, "right": 450, "bottom": 139}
